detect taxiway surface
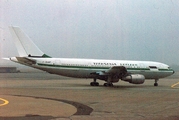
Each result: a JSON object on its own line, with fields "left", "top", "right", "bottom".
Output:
{"left": 0, "top": 72, "right": 179, "bottom": 120}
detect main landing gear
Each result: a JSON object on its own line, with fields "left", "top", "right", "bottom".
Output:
{"left": 90, "top": 78, "right": 99, "bottom": 86}
{"left": 90, "top": 78, "right": 114, "bottom": 87}
{"left": 103, "top": 83, "right": 113, "bottom": 87}
{"left": 154, "top": 79, "right": 159, "bottom": 86}
{"left": 103, "top": 76, "right": 113, "bottom": 87}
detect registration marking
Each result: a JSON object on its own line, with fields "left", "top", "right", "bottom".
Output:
{"left": 171, "top": 82, "right": 179, "bottom": 89}
{"left": 0, "top": 98, "right": 9, "bottom": 106}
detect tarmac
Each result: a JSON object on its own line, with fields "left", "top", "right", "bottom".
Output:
{"left": 0, "top": 72, "right": 179, "bottom": 120}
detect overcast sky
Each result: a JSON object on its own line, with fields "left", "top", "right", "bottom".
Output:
{"left": 1, "top": 0, "right": 179, "bottom": 66}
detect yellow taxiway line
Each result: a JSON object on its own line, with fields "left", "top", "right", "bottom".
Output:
{"left": 0, "top": 98, "right": 9, "bottom": 106}
{"left": 171, "top": 82, "right": 179, "bottom": 89}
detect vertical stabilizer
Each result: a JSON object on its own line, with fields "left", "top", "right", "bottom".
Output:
{"left": 9, "top": 26, "right": 44, "bottom": 57}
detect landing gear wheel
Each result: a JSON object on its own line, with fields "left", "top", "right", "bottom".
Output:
{"left": 154, "top": 79, "right": 159, "bottom": 86}
{"left": 103, "top": 83, "right": 113, "bottom": 87}
{"left": 90, "top": 82, "right": 94, "bottom": 86}
{"left": 90, "top": 82, "right": 99, "bottom": 86}
{"left": 95, "top": 82, "right": 99, "bottom": 86}
{"left": 104, "top": 83, "right": 107, "bottom": 86}
{"left": 90, "top": 78, "right": 99, "bottom": 86}
{"left": 154, "top": 83, "right": 158, "bottom": 86}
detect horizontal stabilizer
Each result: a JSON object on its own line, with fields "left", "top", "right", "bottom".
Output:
{"left": 2, "top": 58, "right": 10, "bottom": 60}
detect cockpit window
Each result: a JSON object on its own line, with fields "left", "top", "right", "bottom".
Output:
{"left": 149, "top": 66, "right": 157, "bottom": 69}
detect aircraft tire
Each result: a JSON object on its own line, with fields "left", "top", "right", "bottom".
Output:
{"left": 104, "top": 83, "right": 113, "bottom": 87}
{"left": 154, "top": 83, "right": 158, "bottom": 86}
{"left": 95, "top": 82, "right": 99, "bottom": 86}
{"left": 90, "top": 82, "right": 99, "bottom": 86}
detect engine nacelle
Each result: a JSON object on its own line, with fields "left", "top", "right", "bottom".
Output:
{"left": 122, "top": 74, "right": 145, "bottom": 84}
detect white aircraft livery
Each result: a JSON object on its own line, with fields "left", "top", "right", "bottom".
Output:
{"left": 8, "top": 26, "right": 174, "bottom": 87}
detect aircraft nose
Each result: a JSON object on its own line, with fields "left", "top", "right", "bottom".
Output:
{"left": 173, "top": 70, "right": 175, "bottom": 74}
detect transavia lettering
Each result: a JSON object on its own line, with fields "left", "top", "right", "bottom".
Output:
{"left": 93, "top": 62, "right": 117, "bottom": 66}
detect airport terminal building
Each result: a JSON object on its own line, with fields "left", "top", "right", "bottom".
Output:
{"left": 0, "top": 67, "right": 20, "bottom": 73}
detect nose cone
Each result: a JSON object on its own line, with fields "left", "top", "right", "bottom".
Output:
{"left": 169, "top": 67, "right": 175, "bottom": 76}
{"left": 167, "top": 66, "right": 175, "bottom": 76}
{"left": 172, "top": 70, "right": 175, "bottom": 74}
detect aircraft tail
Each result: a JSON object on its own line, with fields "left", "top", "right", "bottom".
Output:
{"left": 9, "top": 26, "right": 51, "bottom": 58}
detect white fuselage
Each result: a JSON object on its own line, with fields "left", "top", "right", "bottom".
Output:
{"left": 22, "top": 57, "right": 174, "bottom": 80}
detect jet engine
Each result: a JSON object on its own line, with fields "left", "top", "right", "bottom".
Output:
{"left": 121, "top": 74, "right": 145, "bottom": 84}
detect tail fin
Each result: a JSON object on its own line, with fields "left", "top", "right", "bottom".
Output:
{"left": 9, "top": 26, "right": 51, "bottom": 58}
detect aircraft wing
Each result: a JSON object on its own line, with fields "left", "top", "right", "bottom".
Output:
{"left": 106, "top": 66, "right": 127, "bottom": 76}
{"left": 91, "top": 66, "right": 127, "bottom": 78}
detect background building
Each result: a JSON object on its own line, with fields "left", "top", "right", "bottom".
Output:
{"left": 0, "top": 67, "right": 20, "bottom": 73}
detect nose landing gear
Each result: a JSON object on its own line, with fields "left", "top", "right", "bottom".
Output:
{"left": 154, "top": 79, "right": 159, "bottom": 86}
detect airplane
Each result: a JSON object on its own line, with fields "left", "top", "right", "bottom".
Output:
{"left": 7, "top": 26, "right": 174, "bottom": 87}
